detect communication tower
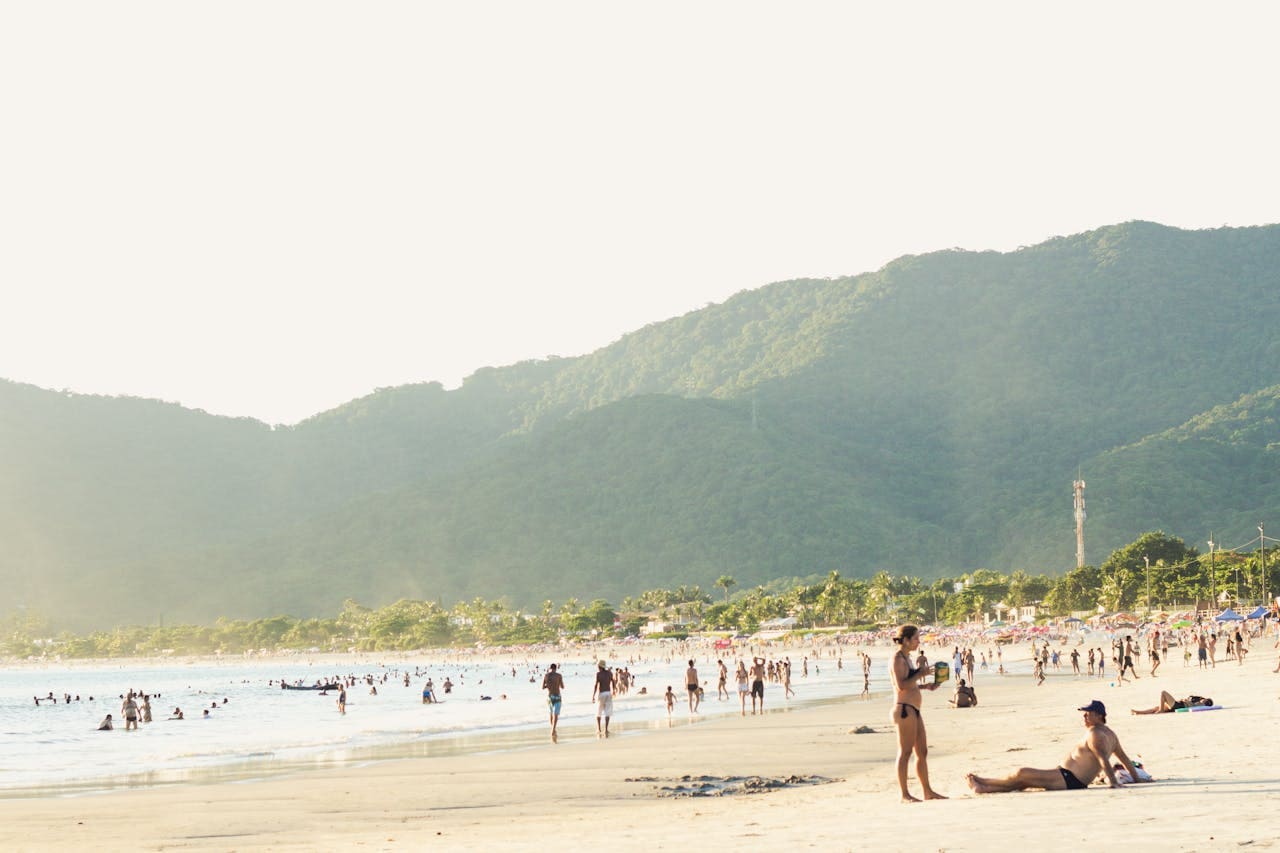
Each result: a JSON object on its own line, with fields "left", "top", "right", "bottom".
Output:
{"left": 1073, "top": 478, "right": 1087, "bottom": 568}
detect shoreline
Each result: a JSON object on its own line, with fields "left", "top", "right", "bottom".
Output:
{"left": 0, "top": 646, "right": 885, "bottom": 800}
{"left": 4, "top": 645, "right": 1277, "bottom": 851}
{"left": 0, "top": 685, "right": 859, "bottom": 802}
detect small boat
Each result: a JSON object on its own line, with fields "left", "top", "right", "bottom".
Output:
{"left": 281, "top": 682, "right": 341, "bottom": 691}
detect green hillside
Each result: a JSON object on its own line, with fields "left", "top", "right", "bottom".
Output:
{"left": 1074, "top": 385, "right": 1280, "bottom": 556}
{"left": 226, "top": 394, "right": 929, "bottom": 616}
{"left": 4, "top": 221, "right": 1280, "bottom": 630}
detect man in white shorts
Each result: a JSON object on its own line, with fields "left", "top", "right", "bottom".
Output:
{"left": 592, "top": 660, "right": 614, "bottom": 737}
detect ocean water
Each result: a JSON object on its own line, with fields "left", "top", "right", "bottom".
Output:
{"left": 0, "top": 648, "right": 887, "bottom": 797}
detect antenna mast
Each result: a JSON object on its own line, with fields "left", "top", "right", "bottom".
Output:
{"left": 1073, "top": 477, "right": 1087, "bottom": 568}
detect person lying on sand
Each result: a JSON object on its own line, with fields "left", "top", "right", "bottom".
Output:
{"left": 967, "top": 700, "right": 1147, "bottom": 793}
{"left": 1131, "top": 690, "right": 1213, "bottom": 714}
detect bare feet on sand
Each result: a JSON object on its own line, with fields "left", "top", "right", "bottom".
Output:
{"left": 902, "top": 789, "right": 947, "bottom": 802}
{"left": 966, "top": 773, "right": 996, "bottom": 794}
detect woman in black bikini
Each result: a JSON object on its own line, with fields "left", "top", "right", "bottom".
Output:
{"left": 890, "top": 624, "right": 946, "bottom": 802}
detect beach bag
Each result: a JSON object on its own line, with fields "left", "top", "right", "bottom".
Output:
{"left": 1114, "top": 765, "right": 1153, "bottom": 784}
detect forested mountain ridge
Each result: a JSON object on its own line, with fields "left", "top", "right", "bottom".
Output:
{"left": 1064, "top": 385, "right": 1280, "bottom": 562}
{"left": 4, "top": 221, "right": 1280, "bottom": 630}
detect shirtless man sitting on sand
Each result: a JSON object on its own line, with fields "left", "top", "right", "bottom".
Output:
{"left": 967, "top": 700, "right": 1147, "bottom": 793}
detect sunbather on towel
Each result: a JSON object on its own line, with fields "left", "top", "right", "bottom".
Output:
{"left": 1130, "top": 690, "right": 1213, "bottom": 714}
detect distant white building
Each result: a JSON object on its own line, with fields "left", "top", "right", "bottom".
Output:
{"left": 641, "top": 619, "right": 674, "bottom": 635}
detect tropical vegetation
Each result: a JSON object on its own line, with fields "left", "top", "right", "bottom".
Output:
{"left": 4, "top": 533, "right": 1272, "bottom": 659}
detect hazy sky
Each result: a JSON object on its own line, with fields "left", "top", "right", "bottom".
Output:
{"left": 4, "top": 3, "right": 1279, "bottom": 424}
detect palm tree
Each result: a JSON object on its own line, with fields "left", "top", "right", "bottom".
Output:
{"left": 817, "top": 571, "right": 850, "bottom": 625}
{"left": 715, "top": 575, "right": 737, "bottom": 602}
{"left": 867, "top": 571, "right": 897, "bottom": 621}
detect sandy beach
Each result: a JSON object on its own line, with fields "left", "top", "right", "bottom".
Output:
{"left": 2, "top": 644, "right": 1277, "bottom": 852}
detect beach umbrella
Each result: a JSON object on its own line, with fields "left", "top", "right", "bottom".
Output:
{"left": 1063, "top": 616, "right": 1083, "bottom": 624}
{"left": 989, "top": 620, "right": 1006, "bottom": 627}
{"left": 1171, "top": 619, "right": 1193, "bottom": 629}
{"left": 1215, "top": 608, "right": 1244, "bottom": 622}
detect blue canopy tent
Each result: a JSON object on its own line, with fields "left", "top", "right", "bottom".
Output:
{"left": 1215, "top": 608, "right": 1245, "bottom": 622}
{"left": 1245, "top": 605, "right": 1269, "bottom": 620}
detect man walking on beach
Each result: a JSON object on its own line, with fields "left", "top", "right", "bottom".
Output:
{"left": 1121, "top": 636, "right": 1139, "bottom": 681}
{"left": 541, "top": 664, "right": 564, "bottom": 741}
{"left": 966, "top": 700, "right": 1147, "bottom": 793}
{"left": 750, "top": 656, "right": 766, "bottom": 714}
{"left": 686, "top": 660, "right": 700, "bottom": 712}
{"left": 592, "top": 660, "right": 614, "bottom": 737}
